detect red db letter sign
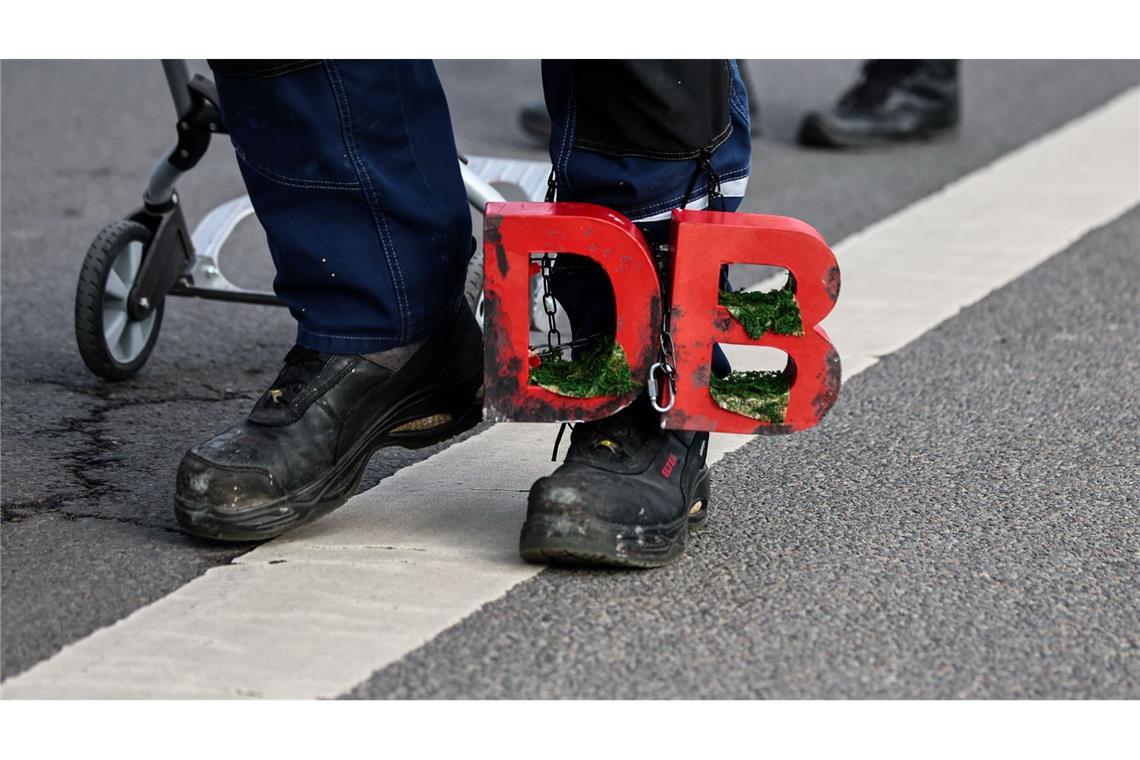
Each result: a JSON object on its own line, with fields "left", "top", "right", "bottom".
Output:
{"left": 663, "top": 209, "right": 841, "bottom": 435}
{"left": 482, "top": 202, "right": 662, "bottom": 423}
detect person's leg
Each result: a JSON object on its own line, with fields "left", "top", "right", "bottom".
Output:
{"left": 798, "top": 59, "right": 960, "bottom": 148}
{"left": 209, "top": 59, "right": 472, "bottom": 351}
{"left": 543, "top": 60, "right": 751, "bottom": 351}
{"left": 174, "top": 60, "right": 482, "bottom": 541}
{"left": 544, "top": 60, "right": 751, "bottom": 237}
{"left": 522, "top": 58, "right": 761, "bottom": 144}
{"left": 518, "top": 59, "right": 760, "bottom": 143}
{"left": 521, "top": 60, "right": 752, "bottom": 567}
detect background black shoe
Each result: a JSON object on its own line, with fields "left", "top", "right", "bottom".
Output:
{"left": 174, "top": 306, "right": 484, "bottom": 541}
{"left": 798, "top": 60, "right": 960, "bottom": 149}
{"left": 521, "top": 395, "right": 710, "bottom": 568}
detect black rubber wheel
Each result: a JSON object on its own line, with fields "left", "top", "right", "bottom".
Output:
{"left": 75, "top": 220, "right": 164, "bottom": 381}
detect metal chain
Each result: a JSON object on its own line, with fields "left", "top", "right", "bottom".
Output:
{"left": 650, "top": 147, "right": 723, "bottom": 411}
{"left": 545, "top": 167, "right": 557, "bottom": 204}
{"left": 706, "top": 155, "right": 724, "bottom": 211}
{"left": 519, "top": 168, "right": 563, "bottom": 359}
{"left": 648, "top": 243, "right": 678, "bottom": 414}
{"left": 537, "top": 165, "right": 677, "bottom": 416}
{"left": 648, "top": 339, "right": 679, "bottom": 414}
{"left": 540, "top": 253, "right": 561, "bottom": 353}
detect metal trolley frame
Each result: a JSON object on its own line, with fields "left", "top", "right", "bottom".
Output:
{"left": 74, "top": 59, "right": 551, "bottom": 380}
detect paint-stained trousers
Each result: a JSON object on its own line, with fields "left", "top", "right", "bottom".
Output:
{"left": 211, "top": 60, "right": 752, "bottom": 354}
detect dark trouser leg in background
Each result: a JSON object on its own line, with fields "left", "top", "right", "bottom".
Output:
{"left": 522, "top": 60, "right": 752, "bottom": 567}
{"left": 798, "top": 60, "right": 960, "bottom": 149}
{"left": 174, "top": 61, "right": 483, "bottom": 541}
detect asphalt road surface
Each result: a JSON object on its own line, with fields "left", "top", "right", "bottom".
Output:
{"left": 2, "top": 60, "right": 1137, "bottom": 697}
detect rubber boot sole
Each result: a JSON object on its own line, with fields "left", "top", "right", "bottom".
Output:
{"left": 174, "top": 373, "right": 483, "bottom": 542}
{"left": 798, "top": 113, "right": 958, "bottom": 149}
{"left": 518, "top": 469, "right": 711, "bottom": 569}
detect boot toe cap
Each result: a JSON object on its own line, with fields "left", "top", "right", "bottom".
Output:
{"left": 176, "top": 450, "right": 284, "bottom": 513}
{"left": 527, "top": 470, "right": 661, "bottom": 526}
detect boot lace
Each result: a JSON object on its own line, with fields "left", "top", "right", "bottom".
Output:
{"left": 263, "top": 345, "right": 329, "bottom": 406}
{"left": 553, "top": 398, "right": 658, "bottom": 463}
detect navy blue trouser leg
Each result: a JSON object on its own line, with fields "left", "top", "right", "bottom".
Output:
{"left": 543, "top": 60, "right": 752, "bottom": 363}
{"left": 543, "top": 60, "right": 751, "bottom": 234}
{"left": 214, "top": 60, "right": 472, "bottom": 354}
{"left": 215, "top": 60, "right": 750, "bottom": 355}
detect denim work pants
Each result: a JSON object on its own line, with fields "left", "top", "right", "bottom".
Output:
{"left": 213, "top": 60, "right": 752, "bottom": 354}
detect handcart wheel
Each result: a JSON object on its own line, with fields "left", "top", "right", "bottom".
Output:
{"left": 464, "top": 244, "right": 485, "bottom": 329}
{"left": 75, "top": 220, "right": 164, "bottom": 380}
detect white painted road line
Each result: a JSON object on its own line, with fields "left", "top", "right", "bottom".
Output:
{"left": 4, "top": 88, "right": 1138, "bottom": 699}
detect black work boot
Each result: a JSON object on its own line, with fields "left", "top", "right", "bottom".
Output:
{"left": 521, "top": 394, "right": 711, "bottom": 568}
{"left": 798, "top": 60, "right": 959, "bottom": 149}
{"left": 174, "top": 306, "right": 483, "bottom": 541}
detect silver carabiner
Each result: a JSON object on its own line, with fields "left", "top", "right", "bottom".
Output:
{"left": 648, "top": 362, "right": 676, "bottom": 413}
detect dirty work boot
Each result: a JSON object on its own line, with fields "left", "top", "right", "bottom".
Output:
{"left": 798, "top": 60, "right": 959, "bottom": 148}
{"left": 521, "top": 394, "right": 710, "bottom": 568}
{"left": 175, "top": 306, "right": 483, "bottom": 541}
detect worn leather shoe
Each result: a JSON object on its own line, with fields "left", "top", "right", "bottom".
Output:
{"left": 521, "top": 394, "right": 710, "bottom": 568}
{"left": 175, "top": 306, "right": 484, "bottom": 541}
{"left": 798, "top": 60, "right": 959, "bottom": 148}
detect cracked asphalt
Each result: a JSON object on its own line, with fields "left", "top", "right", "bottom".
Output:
{"left": 2, "top": 60, "right": 1138, "bottom": 685}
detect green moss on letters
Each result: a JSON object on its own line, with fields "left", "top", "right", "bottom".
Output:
{"left": 719, "top": 287, "right": 803, "bottom": 338}
{"left": 709, "top": 370, "right": 791, "bottom": 424}
{"left": 530, "top": 338, "right": 640, "bottom": 398}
